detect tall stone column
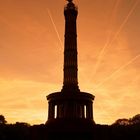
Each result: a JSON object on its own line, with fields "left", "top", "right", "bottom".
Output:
{"left": 62, "top": 0, "right": 79, "bottom": 92}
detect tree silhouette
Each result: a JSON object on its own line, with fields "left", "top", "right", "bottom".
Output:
{"left": 129, "top": 114, "right": 140, "bottom": 124}
{"left": 113, "top": 118, "right": 130, "bottom": 126}
{"left": 0, "top": 115, "right": 7, "bottom": 124}
{"left": 112, "top": 114, "right": 140, "bottom": 126}
{"left": 0, "top": 114, "right": 139, "bottom": 140}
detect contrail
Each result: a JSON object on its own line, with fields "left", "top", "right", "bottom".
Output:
{"left": 47, "top": 9, "right": 63, "bottom": 48}
{"left": 93, "top": 0, "right": 139, "bottom": 77}
{"left": 105, "top": 0, "right": 139, "bottom": 49}
{"left": 92, "top": 0, "right": 121, "bottom": 76}
{"left": 75, "top": 0, "right": 79, "bottom": 5}
{"left": 94, "top": 53, "right": 140, "bottom": 90}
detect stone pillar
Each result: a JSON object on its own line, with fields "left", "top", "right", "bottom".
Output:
{"left": 80, "top": 105, "right": 84, "bottom": 118}
{"left": 73, "top": 102, "right": 77, "bottom": 118}
{"left": 57, "top": 104, "right": 64, "bottom": 118}
{"left": 48, "top": 102, "right": 55, "bottom": 119}
{"left": 63, "top": 101, "right": 69, "bottom": 118}
{"left": 86, "top": 102, "right": 93, "bottom": 120}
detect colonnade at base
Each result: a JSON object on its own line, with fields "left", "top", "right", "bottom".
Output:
{"left": 47, "top": 92, "right": 95, "bottom": 121}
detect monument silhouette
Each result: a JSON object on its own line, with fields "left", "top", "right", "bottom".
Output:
{"left": 46, "top": 0, "right": 95, "bottom": 137}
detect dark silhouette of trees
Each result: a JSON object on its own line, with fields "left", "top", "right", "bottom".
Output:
{"left": 0, "top": 115, "right": 7, "bottom": 124}
{"left": 113, "top": 118, "right": 130, "bottom": 126}
{"left": 0, "top": 123, "right": 30, "bottom": 140}
{"left": 0, "top": 114, "right": 140, "bottom": 140}
{"left": 130, "top": 114, "right": 140, "bottom": 124}
{"left": 113, "top": 114, "right": 140, "bottom": 126}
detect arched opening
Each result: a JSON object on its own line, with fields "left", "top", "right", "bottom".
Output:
{"left": 54, "top": 105, "right": 57, "bottom": 119}
{"left": 84, "top": 105, "right": 87, "bottom": 118}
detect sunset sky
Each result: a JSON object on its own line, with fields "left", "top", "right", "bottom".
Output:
{"left": 0, "top": 0, "right": 140, "bottom": 125}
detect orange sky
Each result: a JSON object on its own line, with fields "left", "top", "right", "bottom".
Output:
{"left": 0, "top": 0, "right": 140, "bottom": 125}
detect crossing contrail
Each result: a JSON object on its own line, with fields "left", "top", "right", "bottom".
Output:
{"left": 94, "top": 53, "right": 140, "bottom": 90}
{"left": 47, "top": 9, "right": 63, "bottom": 48}
{"left": 93, "top": 0, "right": 139, "bottom": 77}
{"left": 105, "top": 0, "right": 139, "bottom": 50}
{"left": 75, "top": 0, "right": 79, "bottom": 5}
{"left": 92, "top": 0, "right": 121, "bottom": 77}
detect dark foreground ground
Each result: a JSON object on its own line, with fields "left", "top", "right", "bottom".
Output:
{"left": 0, "top": 118, "right": 140, "bottom": 140}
